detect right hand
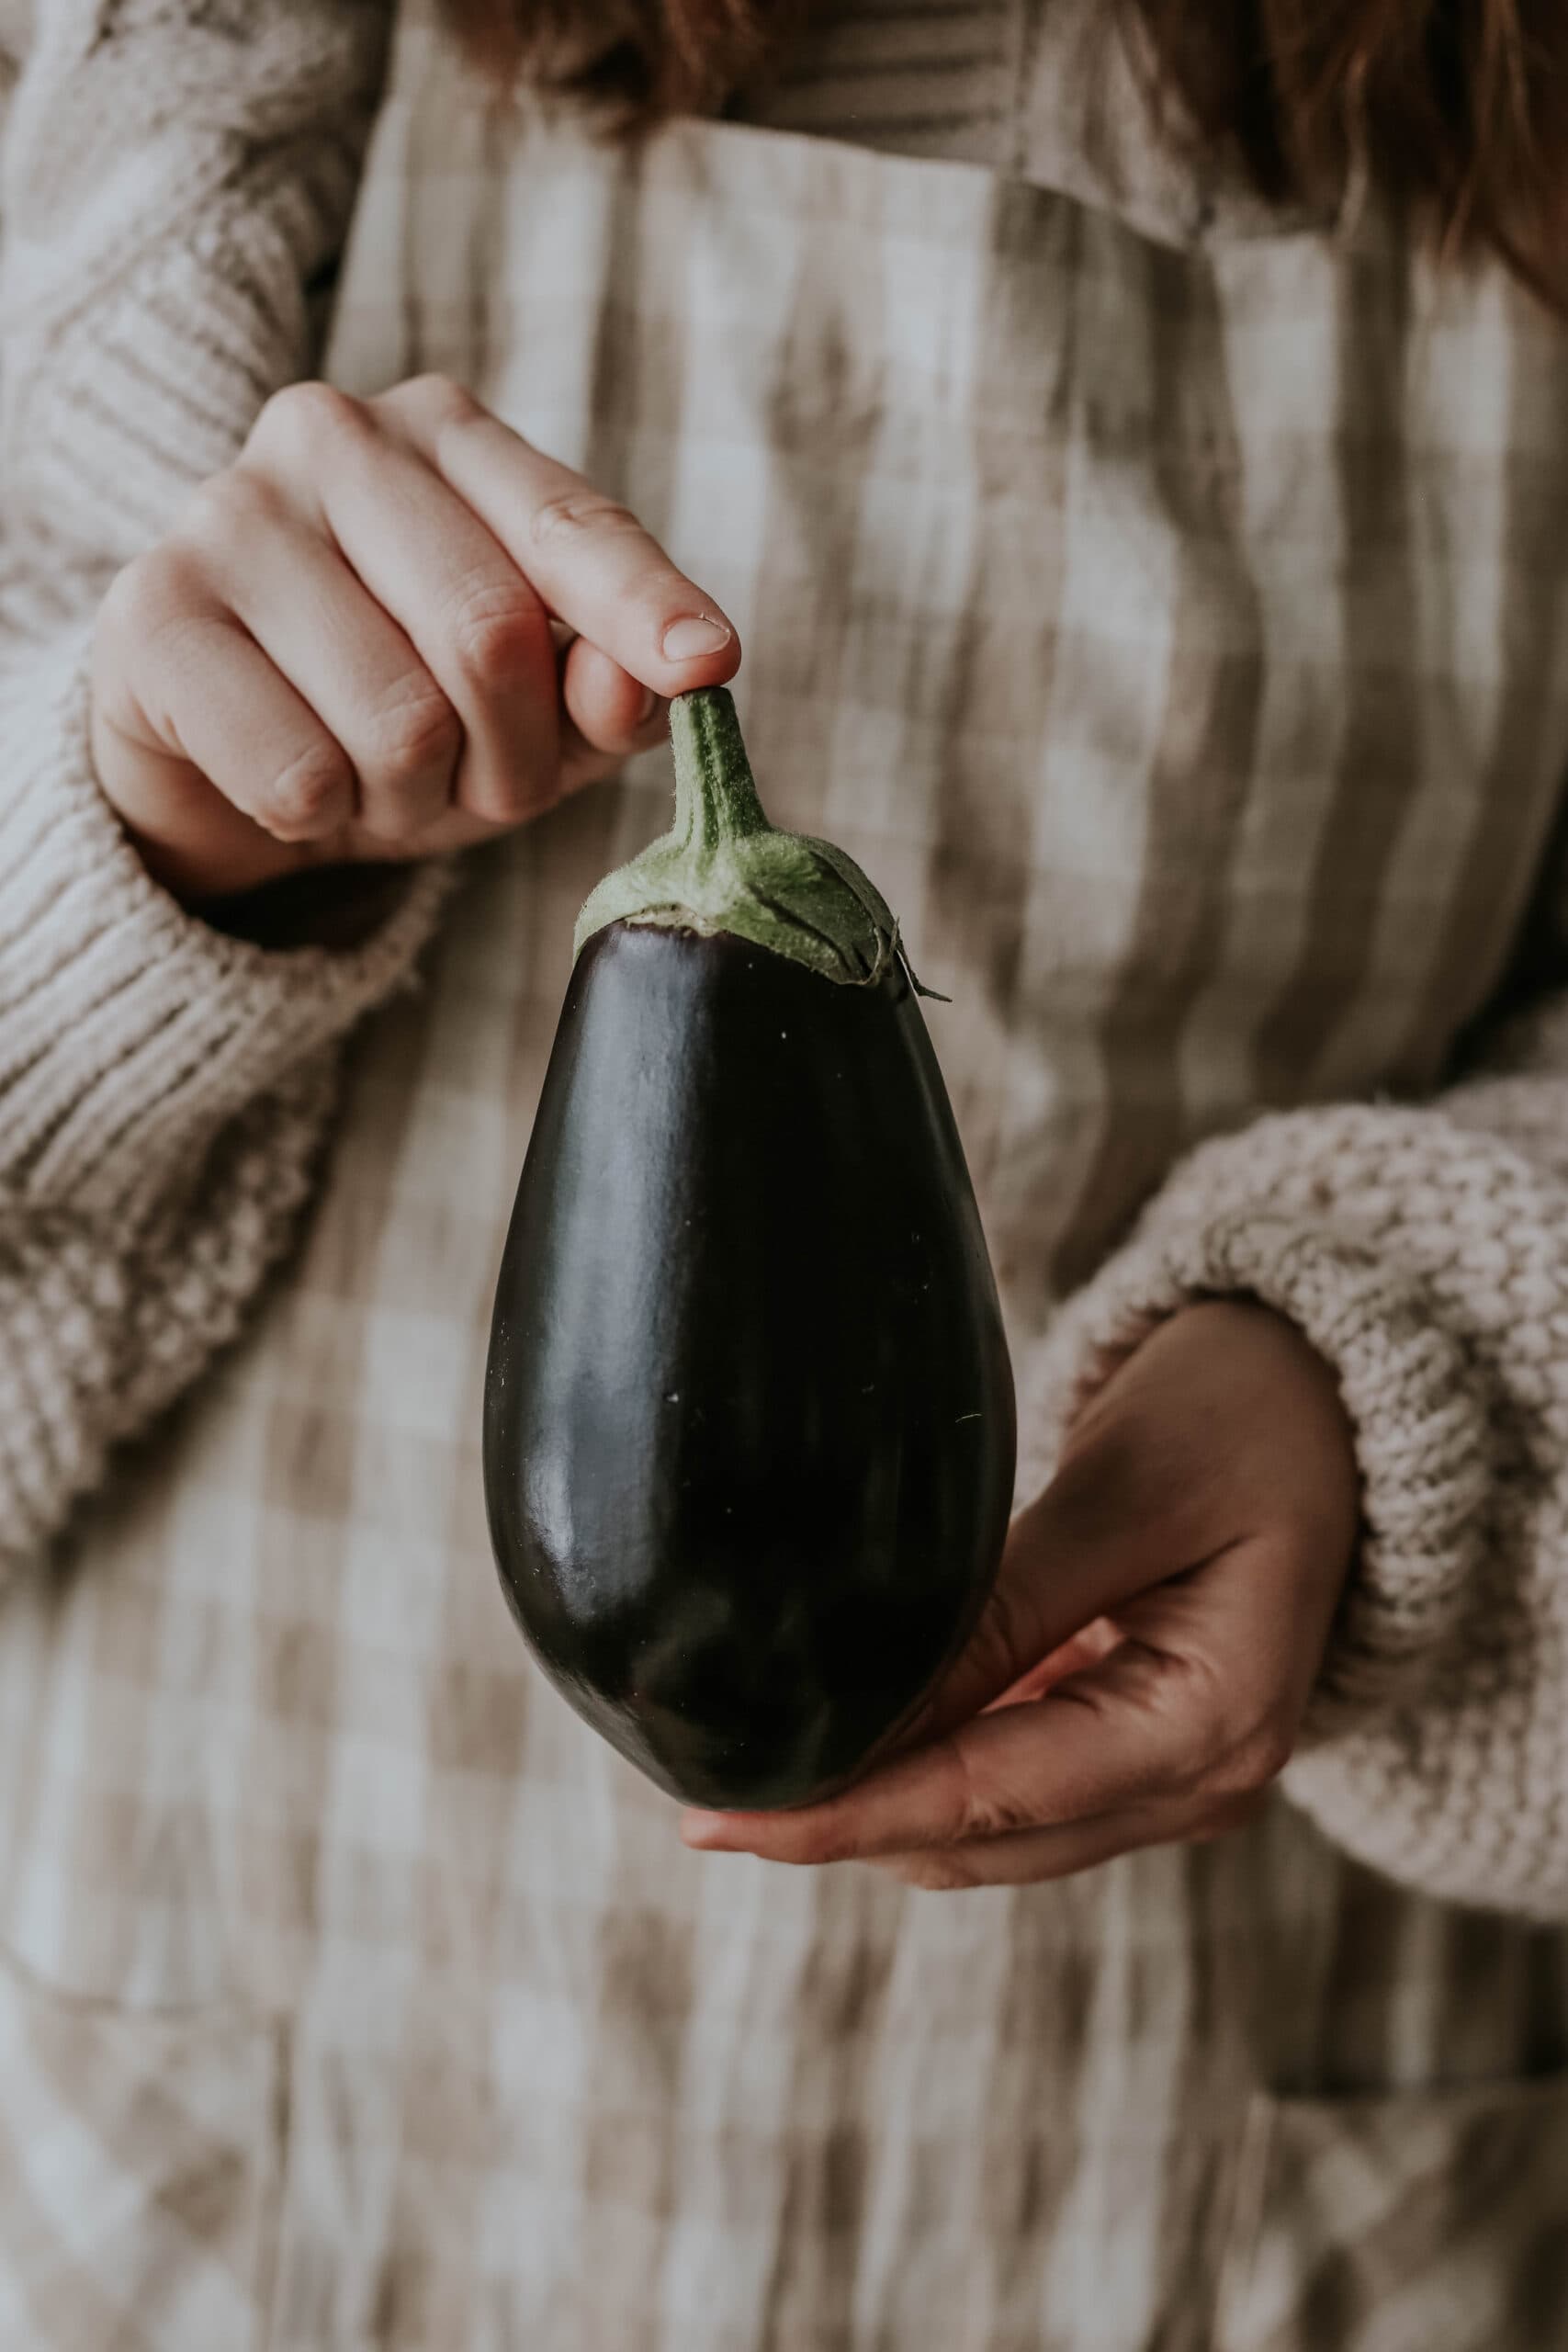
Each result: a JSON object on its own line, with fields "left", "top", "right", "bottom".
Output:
{"left": 89, "top": 374, "right": 740, "bottom": 904}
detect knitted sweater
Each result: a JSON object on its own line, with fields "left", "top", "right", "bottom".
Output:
{"left": 0, "top": 0, "right": 447, "bottom": 1556}
{"left": 2, "top": 0, "right": 1566, "bottom": 1928}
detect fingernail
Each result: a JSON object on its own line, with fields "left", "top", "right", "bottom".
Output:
{"left": 661, "top": 615, "right": 732, "bottom": 662}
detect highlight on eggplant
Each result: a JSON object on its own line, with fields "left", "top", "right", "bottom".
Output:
{"left": 482, "top": 688, "right": 1016, "bottom": 1813}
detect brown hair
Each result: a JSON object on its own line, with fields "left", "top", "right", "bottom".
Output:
{"left": 443, "top": 0, "right": 1568, "bottom": 312}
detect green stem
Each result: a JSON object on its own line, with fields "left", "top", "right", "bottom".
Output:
{"left": 671, "top": 689, "right": 772, "bottom": 855}
{"left": 573, "top": 685, "right": 924, "bottom": 989}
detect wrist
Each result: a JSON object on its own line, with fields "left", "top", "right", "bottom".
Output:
{"left": 1032, "top": 1211, "right": 1493, "bottom": 1731}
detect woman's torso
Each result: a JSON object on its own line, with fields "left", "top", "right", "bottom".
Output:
{"left": 3, "top": 2, "right": 1568, "bottom": 2345}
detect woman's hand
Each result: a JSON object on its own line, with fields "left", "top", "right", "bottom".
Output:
{"left": 682, "top": 1301, "right": 1360, "bottom": 1887}
{"left": 90, "top": 373, "right": 739, "bottom": 903}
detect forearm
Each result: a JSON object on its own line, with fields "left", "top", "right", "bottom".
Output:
{"left": 0, "top": 0, "right": 448, "bottom": 1567}
{"left": 1030, "top": 1021, "right": 1568, "bottom": 1917}
{"left": 0, "top": 631, "right": 453, "bottom": 1564}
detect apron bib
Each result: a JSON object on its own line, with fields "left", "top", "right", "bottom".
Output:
{"left": 3, "top": 4, "right": 1568, "bottom": 2345}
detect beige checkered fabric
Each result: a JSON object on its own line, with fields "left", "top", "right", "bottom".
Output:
{"left": 2, "top": 1, "right": 1568, "bottom": 2343}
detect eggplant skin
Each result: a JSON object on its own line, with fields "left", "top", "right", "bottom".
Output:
{"left": 483, "top": 920, "right": 1017, "bottom": 1813}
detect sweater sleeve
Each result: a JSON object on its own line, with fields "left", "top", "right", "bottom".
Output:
{"left": 0, "top": 0, "right": 452, "bottom": 1570}
{"left": 1022, "top": 952, "right": 1568, "bottom": 1919}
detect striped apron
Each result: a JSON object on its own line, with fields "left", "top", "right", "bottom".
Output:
{"left": 3, "top": 2, "right": 1568, "bottom": 2344}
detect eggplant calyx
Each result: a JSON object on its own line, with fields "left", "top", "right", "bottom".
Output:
{"left": 572, "top": 687, "right": 944, "bottom": 995}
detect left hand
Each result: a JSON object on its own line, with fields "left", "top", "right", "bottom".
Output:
{"left": 681, "top": 1300, "right": 1361, "bottom": 1889}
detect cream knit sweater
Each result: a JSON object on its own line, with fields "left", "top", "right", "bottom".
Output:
{"left": 2, "top": 0, "right": 1566, "bottom": 1923}
{"left": 0, "top": 0, "right": 447, "bottom": 1552}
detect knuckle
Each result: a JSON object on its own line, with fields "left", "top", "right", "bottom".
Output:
{"left": 1187, "top": 1669, "right": 1296, "bottom": 1795}
{"left": 97, "top": 547, "right": 223, "bottom": 685}
{"left": 176, "top": 465, "right": 283, "bottom": 551}
{"left": 463, "top": 767, "right": 554, "bottom": 829}
{"left": 1113, "top": 1642, "right": 1217, "bottom": 1792}
{"left": 261, "top": 741, "right": 353, "bottom": 840}
{"left": 447, "top": 588, "right": 547, "bottom": 694}
{"left": 1181, "top": 1705, "right": 1240, "bottom": 1793}
{"left": 1217, "top": 1711, "right": 1296, "bottom": 1797}
{"left": 249, "top": 380, "right": 367, "bottom": 470}
{"left": 390, "top": 371, "right": 479, "bottom": 435}
{"left": 888, "top": 1851, "right": 977, "bottom": 1894}
{"left": 949, "top": 1741, "right": 1034, "bottom": 1845}
{"left": 527, "top": 488, "right": 642, "bottom": 554}
{"left": 97, "top": 547, "right": 189, "bottom": 650}
{"left": 363, "top": 680, "right": 462, "bottom": 786}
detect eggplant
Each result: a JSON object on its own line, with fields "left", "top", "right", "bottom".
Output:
{"left": 483, "top": 689, "right": 1015, "bottom": 1812}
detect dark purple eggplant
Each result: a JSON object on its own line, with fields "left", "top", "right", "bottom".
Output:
{"left": 483, "top": 688, "right": 1015, "bottom": 1812}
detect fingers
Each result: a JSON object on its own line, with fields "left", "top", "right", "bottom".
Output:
{"left": 900, "top": 1451, "right": 1190, "bottom": 1751}
{"left": 895, "top": 1302, "right": 1353, "bottom": 1752}
{"left": 682, "top": 1536, "right": 1301, "bottom": 1870}
{"left": 243, "top": 384, "right": 560, "bottom": 823}
{"left": 180, "top": 471, "right": 463, "bottom": 842}
{"left": 93, "top": 555, "right": 355, "bottom": 848}
{"left": 872, "top": 1792, "right": 1262, "bottom": 1893}
{"left": 243, "top": 377, "right": 723, "bottom": 820}
{"left": 371, "top": 375, "right": 739, "bottom": 696}
{"left": 676, "top": 1302, "right": 1356, "bottom": 1894}
{"left": 982, "top": 1615, "right": 1124, "bottom": 1711}
{"left": 682, "top": 1659, "right": 1187, "bottom": 1866}
{"left": 559, "top": 635, "right": 669, "bottom": 772}
{"left": 92, "top": 372, "right": 739, "bottom": 900}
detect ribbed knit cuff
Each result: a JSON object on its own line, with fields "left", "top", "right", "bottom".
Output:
{"left": 1030, "top": 1207, "right": 1495, "bottom": 1740}
{"left": 0, "top": 636, "right": 454, "bottom": 1221}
